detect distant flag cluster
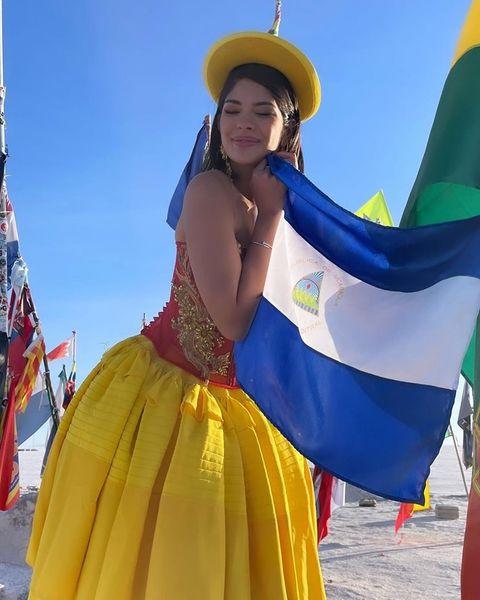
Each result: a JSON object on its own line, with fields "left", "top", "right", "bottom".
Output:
{"left": 0, "top": 159, "right": 19, "bottom": 510}
{"left": 0, "top": 175, "right": 76, "bottom": 510}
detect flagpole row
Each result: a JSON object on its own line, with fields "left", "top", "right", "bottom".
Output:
{"left": 449, "top": 423, "right": 469, "bottom": 496}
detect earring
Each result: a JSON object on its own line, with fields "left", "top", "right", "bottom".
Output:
{"left": 220, "top": 145, "right": 233, "bottom": 178}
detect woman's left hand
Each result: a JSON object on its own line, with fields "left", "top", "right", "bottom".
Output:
{"left": 274, "top": 151, "right": 298, "bottom": 170}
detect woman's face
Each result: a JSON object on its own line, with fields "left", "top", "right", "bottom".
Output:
{"left": 219, "top": 78, "right": 284, "bottom": 167}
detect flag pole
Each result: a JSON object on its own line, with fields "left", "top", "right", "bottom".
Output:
{"left": 0, "top": 0, "right": 9, "bottom": 419}
{"left": 449, "top": 423, "right": 469, "bottom": 496}
{"left": 27, "top": 289, "right": 59, "bottom": 429}
{"left": 0, "top": 0, "right": 6, "bottom": 156}
{"left": 72, "top": 330, "right": 76, "bottom": 366}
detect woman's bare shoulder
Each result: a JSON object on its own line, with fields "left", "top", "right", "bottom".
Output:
{"left": 183, "top": 170, "right": 236, "bottom": 217}
{"left": 177, "top": 171, "right": 237, "bottom": 241}
{"left": 188, "top": 169, "right": 233, "bottom": 195}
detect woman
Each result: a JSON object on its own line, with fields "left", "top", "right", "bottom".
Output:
{"left": 26, "top": 27, "right": 326, "bottom": 600}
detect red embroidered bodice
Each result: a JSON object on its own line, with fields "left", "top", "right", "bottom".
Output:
{"left": 142, "top": 241, "right": 240, "bottom": 388}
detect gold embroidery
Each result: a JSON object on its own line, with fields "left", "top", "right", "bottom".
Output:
{"left": 171, "top": 245, "right": 231, "bottom": 379}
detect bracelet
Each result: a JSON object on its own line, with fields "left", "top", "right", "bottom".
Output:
{"left": 251, "top": 240, "right": 273, "bottom": 250}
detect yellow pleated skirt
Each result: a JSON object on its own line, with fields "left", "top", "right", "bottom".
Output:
{"left": 26, "top": 335, "right": 326, "bottom": 599}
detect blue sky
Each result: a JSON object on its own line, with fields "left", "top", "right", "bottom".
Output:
{"left": 4, "top": 0, "right": 472, "bottom": 384}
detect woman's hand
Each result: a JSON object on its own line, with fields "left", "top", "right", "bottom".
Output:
{"left": 251, "top": 151, "right": 297, "bottom": 217}
{"left": 275, "top": 151, "right": 298, "bottom": 170}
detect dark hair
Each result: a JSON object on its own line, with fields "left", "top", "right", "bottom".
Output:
{"left": 203, "top": 63, "right": 304, "bottom": 174}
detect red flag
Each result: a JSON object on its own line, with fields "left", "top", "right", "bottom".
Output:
{"left": 462, "top": 410, "right": 480, "bottom": 599}
{"left": 313, "top": 466, "right": 334, "bottom": 542}
{"left": 0, "top": 388, "right": 20, "bottom": 510}
{"left": 14, "top": 335, "right": 46, "bottom": 412}
{"left": 395, "top": 482, "right": 430, "bottom": 534}
{"left": 46, "top": 337, "right": 72, "bottom": 361}
{"left": 8, "top": 285, "right": 35, "bottom": 388}
{"left": 62, "top": 362, "right": 76, "bottom": 409}
{"left": 313, "top": 466, "right": 346, "bottom": 542}
{"left": 394, "top": 503, "right": 414, "bottom": 534}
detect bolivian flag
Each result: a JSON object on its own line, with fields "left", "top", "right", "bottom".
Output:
{"left": 398, "top": 2, "right": 480, "bottom": 597}
{"left": 400, "top": 1, "right": 480, "bottom": 391}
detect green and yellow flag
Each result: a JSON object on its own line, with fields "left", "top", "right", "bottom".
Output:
{"left": 356, "top": 190, "right": 394, "bottom": 226}
{"left": 398, "top": 3, "right": 480, "bottom": 597}
{"left": 400, "top": 1, "right": 480, "bottom": 393}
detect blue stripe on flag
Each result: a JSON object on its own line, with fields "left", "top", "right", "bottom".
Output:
{"left": 268, "top": 154, "right": 480, "bottom": 292}
{"left": 166, "top": 121, "right": 209, "bottom": 230}
{"left": 7, "top": 240, "right": 19, "bottom": 285}
{"left": 16, "top": 390, "right": 51, "bottom": 446}
{"left": 235, "top": 298, "right": 454, "bottom": 503}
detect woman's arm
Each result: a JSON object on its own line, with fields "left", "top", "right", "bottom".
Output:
{"left": 182, "top": 165, "right": 284, "bottom": 341}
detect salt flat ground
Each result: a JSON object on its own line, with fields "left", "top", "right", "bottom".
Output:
{"left": 19, "top": 443, "right": 469, "bottom": 599}
{"left": 321, "top": 442, "right": 470, "bottom": 599}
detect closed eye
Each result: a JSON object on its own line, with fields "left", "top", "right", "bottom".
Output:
{"left": 224, "top": 110, "right": 274, "bottom": 117}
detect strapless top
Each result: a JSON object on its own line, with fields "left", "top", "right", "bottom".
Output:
{"left": 141, "top": 241, "right": 241, "bottom": 388}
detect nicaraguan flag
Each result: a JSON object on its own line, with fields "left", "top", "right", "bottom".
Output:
{"left": 235, "top": 155, "right": 480, "bottom": 503}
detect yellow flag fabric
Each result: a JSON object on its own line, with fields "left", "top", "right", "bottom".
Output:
{"left": 413, "top": 480, "right": 431, "bottom": 512}
{"left": 452, "top": 0, "right": 480, "bottom": 67}
{"left": 355, "top": 190, "right": 394, "bottom": 226}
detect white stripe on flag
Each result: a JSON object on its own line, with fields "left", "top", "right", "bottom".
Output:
{"left": 264, "top": 219, "right": 480, "bottom": 390}
{"left": 331, "top": 478, "right": 345, "bottom": 512}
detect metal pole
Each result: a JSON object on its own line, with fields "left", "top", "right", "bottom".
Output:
{"left": 449, "top": 423, "right": 470, "bottom": 496}
{"left": 0, "top": 0, "right": 6, "bottom": 156}
{"left": 27, "top": 289, "right": 60, "bottom": 429}
{"left": 0, "top": 0, "right": 7, "bottom": 419}
{"left": 72, "top": 330, "right": 76, "bottom": 365}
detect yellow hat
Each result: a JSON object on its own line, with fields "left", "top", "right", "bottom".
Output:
{"left": 203, "top": 16, "right": 321, "bottom": 122}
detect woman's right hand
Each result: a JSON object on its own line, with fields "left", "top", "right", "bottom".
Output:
{"left": 251, "top": 158, "right": 286, "bottom": 218}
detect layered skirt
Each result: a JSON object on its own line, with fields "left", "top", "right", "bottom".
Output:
{"left": 26, "top": 335, "right": 326, "bottom": 599}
